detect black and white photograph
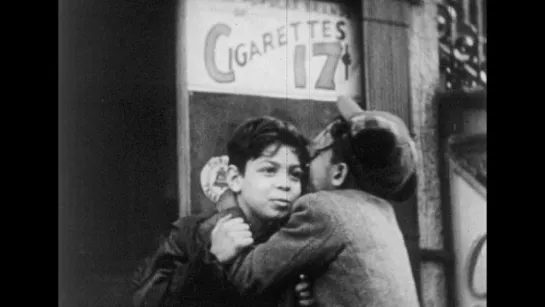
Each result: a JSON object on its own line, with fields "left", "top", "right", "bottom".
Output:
{"left": 58, "top": 0, "right": 486, "bottom": 306}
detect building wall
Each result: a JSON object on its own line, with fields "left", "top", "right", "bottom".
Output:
{"left": 407, "top": 1, "right": 447, "bottom": 307}
{"left": 407, "top": 2, "right": 488, "bottom": 306}
{"left": 59, "top": 1, "right": 178, "bottom": 306}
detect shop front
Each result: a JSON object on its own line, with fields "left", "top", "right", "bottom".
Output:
{"left": 178, "top": 0, "right": 362, "bottom": 214}
{"left": 175, "top": 0, "right": 422, "bottom": 299}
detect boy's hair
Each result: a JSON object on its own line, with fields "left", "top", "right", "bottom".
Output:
{"left": 324, "top": 116, "right": 416, "bottom": 202}
{"left": 327, "top": 116, "right": 396, "bottom": 167}
{"left": 227, "top": 115, "right": 310, "bottom": 185}
{"left": 322, "top": 117, "right": 364, "bottom": 188}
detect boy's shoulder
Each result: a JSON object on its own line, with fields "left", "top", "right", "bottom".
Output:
{"left": 199, "top": 189, "right": 246, "bottom": 236}
{"left": 294, "top": 189, "right": 391, "bottom": 212}
{"left": 198, "top": 206, "right": 246, "bottom": 237}
{"left": 289, "top": 191, "right": 341, "bottom": 221}
{"left": 165, "top": 206, "right": 245, "bottom": 262}
{"left": 294, "top": 190, "right": 354, "bottom": 208}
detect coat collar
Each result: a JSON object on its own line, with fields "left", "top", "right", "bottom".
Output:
{"left": 216, "top": 189, "right": 285, "bottom": 243}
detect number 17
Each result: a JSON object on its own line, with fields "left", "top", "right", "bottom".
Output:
{"left": 294, "top": 42, "right": 342, "bottom": 90}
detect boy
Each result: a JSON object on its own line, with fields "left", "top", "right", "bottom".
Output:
{"left": 132, "top": 115, "right": 311, "bottom": 307}
{"left": 210, "top": 96, "right": 420, "bottom": 307}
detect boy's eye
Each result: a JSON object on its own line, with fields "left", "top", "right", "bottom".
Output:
{"left": 290, "top": 169, "right": 303, "bottom": 180}
{"left": 261, "top": 167, "right": 277, "bottom": 174}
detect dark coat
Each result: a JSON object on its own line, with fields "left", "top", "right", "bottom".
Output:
{"left": 131, "top": 191, "right": 287, "bottom": 307}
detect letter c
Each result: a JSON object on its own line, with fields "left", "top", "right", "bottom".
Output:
{"left": 466, "top": 234, "right": 487, "bottom": 300}
{"left": 204, "top": 23, "right": 235, "bottom": 83}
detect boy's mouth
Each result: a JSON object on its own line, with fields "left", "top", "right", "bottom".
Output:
{"left": 270, "top": 199, "right": 291, "bottom": 208}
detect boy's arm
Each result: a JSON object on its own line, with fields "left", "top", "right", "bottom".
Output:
{"left": 212, "top": 193, "right": 344, "bottom": 295}
{"left": 131, "top": 215, "right": 206, "bottom": 307}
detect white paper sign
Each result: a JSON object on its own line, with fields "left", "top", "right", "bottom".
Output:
{"left": 184, "top": 0, "right": 362, "bottom": 101}
{"left": 450, "top": 162, "right": 487, "bottom": 307}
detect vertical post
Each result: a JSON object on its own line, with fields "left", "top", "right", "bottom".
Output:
{"left": 362, "top": 0, "right": 422, "bottom": 301}
{"left": 477, "top": 0, "right": 485, "bottom": 62}
{"left": 407, "top": 1, "right": 449, "bottom": 306}
{"left": 462, "top": 0, "right": 469, "bottom": 24}
{"left": 357, "top": 1, "right": 370, "bottom": 110}
{"left": 176, "top": 0, "right": 192, "bottom": 217}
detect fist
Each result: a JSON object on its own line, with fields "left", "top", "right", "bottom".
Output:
{"left": 210, "top": 214, "right": 254, "bottom": 264}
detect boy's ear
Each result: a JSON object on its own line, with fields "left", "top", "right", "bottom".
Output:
{"left": 330, "top": 162, "right": 348, "bottom": 188}
{"left": 227, "top": 165, "right": 243, "bottom": 193}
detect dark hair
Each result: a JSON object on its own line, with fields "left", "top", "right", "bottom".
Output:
{"left": 227, "top": 116, "right": 310, "bottom": 187}
{"left": 327, "top": 116, "right": 413, "bottom": 200}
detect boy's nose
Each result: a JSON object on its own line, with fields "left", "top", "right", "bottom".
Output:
{"left": 275, "top": 177, "right": 290, "bottom": 191}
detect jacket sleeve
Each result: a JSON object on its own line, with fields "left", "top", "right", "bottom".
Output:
{"left": 224, "top": 193, "right": 344, "bottom": 295}
{"left": 131, "top": 215, "right": 206, "bottom": 307}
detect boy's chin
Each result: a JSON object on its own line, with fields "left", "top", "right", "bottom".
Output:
{"left": 263, "top": 211, "right": 289, "bottom": 221}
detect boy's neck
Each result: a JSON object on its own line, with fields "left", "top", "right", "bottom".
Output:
{"left": 236, "top": 196, "right": 266, "bottom": 237}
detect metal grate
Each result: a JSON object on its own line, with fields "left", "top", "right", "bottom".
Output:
{"left": 437, "top": 0, "right": 486, "bottom": 91}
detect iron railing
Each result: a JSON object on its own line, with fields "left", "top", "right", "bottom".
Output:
{"left": 437, "top": 0, "right": 486, "bottom": 91}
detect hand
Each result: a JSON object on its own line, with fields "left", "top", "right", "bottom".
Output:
{"left": 295, "top": 274, "right": 316, "bottom": 306}
{"left": 210, "top": 214, "right": 254, "bottom": 264}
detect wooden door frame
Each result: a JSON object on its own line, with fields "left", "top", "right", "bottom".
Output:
{"left": 176, "top": 0, "right": 191, "bottom": 217}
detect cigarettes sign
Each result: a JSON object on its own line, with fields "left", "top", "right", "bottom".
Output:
{"left": 184, "top": 0, "right": 362, "bottom": 101}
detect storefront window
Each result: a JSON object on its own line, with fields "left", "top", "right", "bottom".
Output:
{"left": 437, "top": 0, "right": 487, "bottom": 91}
{"left": 180, "top": 0, "right": 363, "bottom": 213}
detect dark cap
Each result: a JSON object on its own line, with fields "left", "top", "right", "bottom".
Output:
{"left": 310, "top": 96, "right": 418, "bottom": 201}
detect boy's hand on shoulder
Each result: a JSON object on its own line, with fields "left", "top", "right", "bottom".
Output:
{"left": 210, "top": 214, "right": 254, "bottom": 263}
{"left": 295, "top": 274, "right": 316, "bottom": 306}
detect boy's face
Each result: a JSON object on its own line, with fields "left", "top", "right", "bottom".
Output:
{"left": 307, "top": 120, "right": 342, "bottom": 192}
{"left": 233, "top": 144, "right": 304, "bottom": 221}
{"left": 308, "top": 148, "right": 336, "bottom": 192}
